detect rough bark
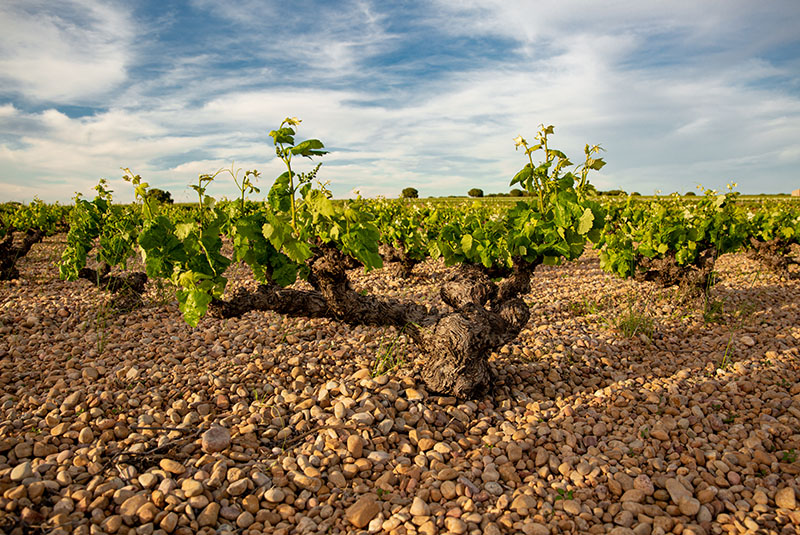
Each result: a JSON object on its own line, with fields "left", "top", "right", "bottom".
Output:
{"left": 0, "top": 228, "right": 45, "bottom": 280}
{"left": 379, "top": 244, "right": 419, "bottom": 278}
{"left": 78, "top": 263, "right": 148, "bottom": 311}
{"left": 211, "top": 245, "right": 538, "bottom": 398}
{"left": 634, "top": 248, "right": 716, "bottom": 298}
{"left": 746, "top": 237, "right": 798, "bottom": 275}
{"left": 419, "top": 261, "right": 535, "bottom": 397}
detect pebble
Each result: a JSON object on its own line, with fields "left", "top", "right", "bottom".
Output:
{"left": 562, "top": 499, "right": 581, "bottom": 515}
{"left": 201, "top": 425, "right": 231, "bottom": 453}
{"left": 181, "top": 479, "right": 204, "bottom": 497}
{"left": 345, "top": 495, "right": 381, "bottom": 528}
{"left": 10, "top": 461, "right": 32, "bottom": 482}
{"left": 410, "top": 496, "right": 430, "bottom": 516}
{"left": 198, "top": 502, "right": 220, "bottom": 526}
{"left": 1, "top": 240, "right": 798, "bottom": 535}
{"left": 775, "top": 487, "right": 796, "bottom": 509}
{"left": 265, "top": 487, "right": 285, "bottom": 503}
{"left": 159, "top": 459, "right": 185, "bottom": 474}
{"left": 347, "top": 434, "right": 364, "bottom": 458}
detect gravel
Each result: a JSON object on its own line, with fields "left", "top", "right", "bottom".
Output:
{"left": 0, "top": 235, "right": 798, "bottom": 535}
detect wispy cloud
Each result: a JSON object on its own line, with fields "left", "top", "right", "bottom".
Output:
{"left": 0, "top": 0, "right": 135, "bottom": 105}
{"left": 1, "top": 0, "right": 799, "bottom": 202}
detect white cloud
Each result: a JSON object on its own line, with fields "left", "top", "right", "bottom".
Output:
{"left": 1, "top": 1, "right": 799, "bottom": 202}
{"left": 0, "top": 0, "right": 135, "bottom": 104}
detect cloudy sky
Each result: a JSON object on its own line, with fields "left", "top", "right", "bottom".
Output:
{"left": 1, "top": 1, "right": 799, "bottom": 203}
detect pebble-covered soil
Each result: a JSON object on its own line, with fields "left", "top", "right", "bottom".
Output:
{"left": 1, "top": 236, "right": 799, "bottom": 535}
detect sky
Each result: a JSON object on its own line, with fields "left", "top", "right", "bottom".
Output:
{"left": 1, "top": 1, "right": 799, "bottom": 203}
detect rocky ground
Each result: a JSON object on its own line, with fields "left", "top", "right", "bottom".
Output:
{"left": 0, "top": 235, "right": 798, "bottom": 535}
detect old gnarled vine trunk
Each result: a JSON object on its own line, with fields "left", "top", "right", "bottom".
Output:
{"left": 635, "top": 248, "right": 717, "bottom": 298}
{"left": 0, "top": 228, "right": 45, "bottom": 280}
{"left": 78, "top": 262, "right": 148, "bottom": 311}
{"left": 746, "top": 237, "right": 799, "bottom": 275}
{"left": 211, "top": 246, "right": 537, "bottom": 398}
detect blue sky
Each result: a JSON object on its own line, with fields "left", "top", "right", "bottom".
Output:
{"left": 1, "top": 1, "right": 799, "bottom": 203}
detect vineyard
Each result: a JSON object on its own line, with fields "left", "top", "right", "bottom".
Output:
{"left": 1, "top": 122, "right": 799, "bottom": 535}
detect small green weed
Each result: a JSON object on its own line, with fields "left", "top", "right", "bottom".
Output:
{"left": 614, "top": 304, "right": 654, "bottom": 338}
{"left": 723, "top": 413, "right": 736, "bottom": 424}
{"left": 703, "top": 298, "right": 724, "bottom": 323}
{"left": 554, "top": 488, "right": 574, "bottom": 501}
{"left": 569, "top": 296, "right": 604, "bottom": 316}
{"left": 372, "top": 324, "right": 410, "bottom": 377}
{"left": 93, "top": 299, "right": 113, "bottom": 356}
{"left": 781, "top": 449, "right": 797, "bottom": 463}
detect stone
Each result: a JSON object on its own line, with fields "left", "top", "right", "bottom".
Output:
{"left": 10, "top": 461, "right": 33, "bottom": 482}
{"left": 633, "top": 474, "right": 654, "bottom": 496}
{"left": 562, "top": 499, "right": 581, "bottom": 515}
{"left": 62, "top": 391, "right": 81, "bottom": 409}
{"left": 345, "top": 495, "right": 381, "bottom": 528}
{"left": 410, "top": 496, "right": 430, "bottom": 516}
{"left": 292, "top": 472, "right": 322, "bottom": 492}
{"left": 664, "top": 478, "right": 692, "bottom": 504}
{"left": 227, "top": 478, "right": 248, "bottom": 496}
{"left": 418, "top": 437, "right": 436, "bottom": 451}
{"left": 522, "top": 523, "right": 550, "bottom": 535}
{"left": 511, "top": 494, "right": 537, "bottom": 512}
{"left": 198, "top": 502, "right": 220, "bottom": 527}
{"left": 437, "top": 468, "right": 459, "bottom": 481}
{"left": 181, "top": 479, "right": 204, "bottom": 498}
{"left": 236, "top": 511, "right": 255, "bottom": 529}
{"left": 444, "top": 517, "right": 467, "bottom": 534}
{"left": 775, "top": 487, "right": 796, "bottom": 509}
{"left": 78, "top": 426, "right": 94, "bottom": 444}
{"left": 102, "top": 515, "right": 123, "bottom": 533}
{"left": 160, "top": 512, "right": 178, "bottom": 533}
{"left": 347, "top": 435, "right": 363, "bottom": 458}
{"left": 265, "top": 487, "right": 285, "bottom": 503}
{"left": 137, "top": 502, "right": 158, "bottom": 523}
{"left": 507, "top": 443, "right": 523, "bottom": 462}
{"left": 201, "top": 426, "right": 231, "bottom": 453}
{"left": 138, "top": 473, "right": 158, "bottom": 489}
{"left": 621, "top": 488, "right": 645, "bottom": 503}
{"left": 678, "top": 496, "right": 700, "bottom": 516}
{"left": 120, "top": 494, "right": 149, "bottom": 520}
{"left": 328, "top": 470, "right": 347, "bottom": 488}
{"left": 650, "top": 428, "right": 669, "bottom": 441}
{"left": 441, "top": 480, "right": 457, "bottom": 500}
{"left": 419, "top": 520, "right": 437, "bottom": 535}
{"left": 159, "top": 459, "right": 185, "bottom": 474}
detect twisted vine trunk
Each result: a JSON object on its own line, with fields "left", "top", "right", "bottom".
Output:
{"left": 78, "top": 263, "right": 148, "bottom": 311}
{"left": 379, "top": 244, "right": 419, "bottom": 278}
{"left": 211, "top": 246, "right": 537, "bottom": 398}
{"left": 634, "top": 248, "right": 716, "bottom": 298}
{"left": 746, "top": 237, "right": 798, "bottom": 275}
{"left": 0, "top": 228, "right": 45, "bottom": 280}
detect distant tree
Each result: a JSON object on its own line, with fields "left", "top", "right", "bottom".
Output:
{"left": 601, "top": 189, "right": 627, "bottom": 196}
{"left": 468, "top": 188, "right": 484, "bottom": 198}
{"left": 401, "top": 187, "right": 419, "bottom": 199}
{"left": 630, "top": 192, "right": 641, "bottom": 196}
{"left": 509, "top": 188, "right": 524, "bottom": 197}
{"left": 685, "top": 191, "right": 697, "bottom": 196}
{"left": 145, "top": 188, "right": 173, "bottom": 204}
